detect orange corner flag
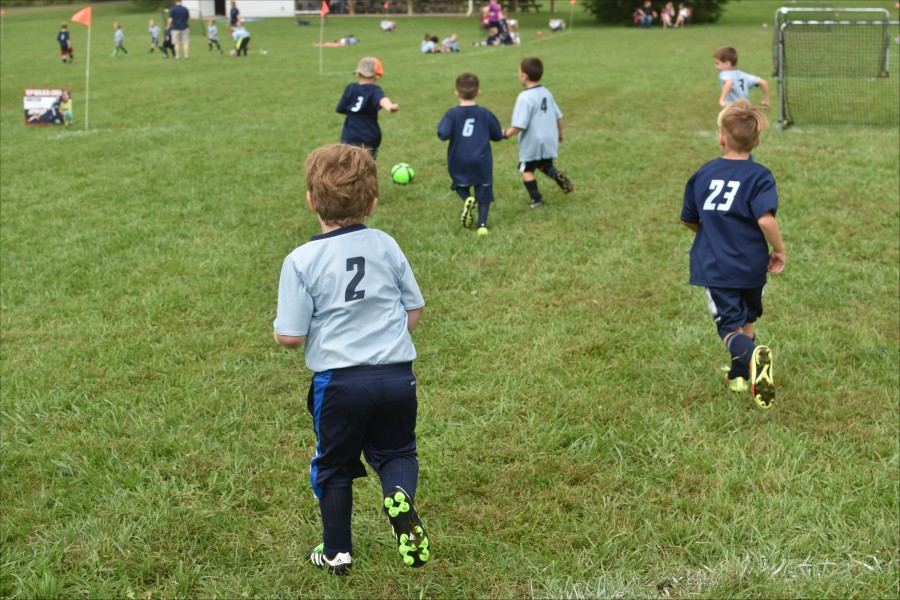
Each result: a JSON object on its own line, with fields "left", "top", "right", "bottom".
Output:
{"left": 72, "top": 6, "right": 92, "bottom": 27}
{"left": 321, "top": 1, "right": 330, "bottom": 16}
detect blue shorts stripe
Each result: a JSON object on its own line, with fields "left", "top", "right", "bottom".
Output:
{"left": 309, "top": 370, "right": 333, "bottom": 499}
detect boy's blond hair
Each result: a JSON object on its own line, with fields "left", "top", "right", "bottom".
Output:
{"left": 714, "top": 46, "right": 738, "bottom": 67}
{"left": 717, "top": 100, "right": 768, "bottom": 153}
{"left": 304, "top": 144, "right": 378, "bottom": 226}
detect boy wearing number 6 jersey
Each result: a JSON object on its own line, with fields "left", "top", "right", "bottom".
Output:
{"left": 336, "top": 57, "right": 399, "bottom": 159}
{"left": 681, "top": 101, "right": 785, "bottom": 409}
{"left": 437, "top": 72, "right": 505, "bottom": 234}
{"left": 275, "top": 144, "right": 429, "bottom": 574}
{"left": 505, "top": 56, "right": 573, "bottom": 209}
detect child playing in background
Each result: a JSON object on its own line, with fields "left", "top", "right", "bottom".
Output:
{"left": 231, "top": 22, "right": 251, "bottom": 56}
{"left": 208, "top": 19, "right": 224, "bottom": 54}
{"left": 336, "top": 57, "right": 399, "bottom": 159}
{"left": 57, "top": 22, "right": 73, "bottom": 64}
{"left": 680, "top": 100, "right": 784, "bottom": 408}
{"left": 505, "top": 57, "right": 573, "bottom": 209}
{"left": 274, "top": 143, "right": 430, "bottom": 575}
{"left": 112, "top": 22, "right": 128, "bottom": 57}
{"left": 148, "top": 19, "right": 160, "bottom": 53}
{"left": 441, "top": 34, "right": 459, "bottom": 52}
{"left": 161, "top": 26, "right": 176, "bottom": 58}
{"left": 437, "top": 72, "right": 505, "bottom": 235}
{"left": 715, "top": 46, "right": 770, "bottom": 109}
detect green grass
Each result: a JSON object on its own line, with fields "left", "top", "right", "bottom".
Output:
{"left": 2, "top": 1, "right": 898, "bottom": 598}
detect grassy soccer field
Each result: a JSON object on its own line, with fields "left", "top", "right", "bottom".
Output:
{"left": 1, "top": 1, "right": 898, "bottom": 597}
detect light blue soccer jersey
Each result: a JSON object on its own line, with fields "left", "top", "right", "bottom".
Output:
{"left": 510, "top": 85, "right": 563, "bottom": 162}
{"left": 274, "top": 224, "right": 424, "bottom": 373}
{"left": 719, "top": 69, "right": 761, "bottom": 105}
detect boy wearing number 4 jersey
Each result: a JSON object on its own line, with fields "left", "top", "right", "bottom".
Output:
{"left": 275, "top": 144, "right": 430, "bottom": 574}
{"left": 505, "top": 56, "right": 573, "bottom": 209}
{"left": 681, "top": 100, "right": 785, "bottom": 409}
{"left": 437, "top": 72, "right": 505, "bottom": 235}
{"left": 336, "top": 57, "right": 399, "bottom": 159}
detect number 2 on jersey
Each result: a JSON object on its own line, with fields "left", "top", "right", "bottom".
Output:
{"left": 702, "top": 179, "right": 740, "bottom": 212}
{"left": 345, "top": 257, "right": 366, "bottom": 302}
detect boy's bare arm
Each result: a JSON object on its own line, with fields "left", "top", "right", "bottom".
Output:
{"left": 406, "top": 307, "right": 423, "bottom": 332}
{"left": 758, "top": 212, "right": 785, "bottom": 273}
{"left": 274, "top": 332, "right": 305, "bottom": 348}
{"left": 719, "top": 80, "right": 733, "bottom": 108}
{"left": 557, "top": 118, "right": 564, "bottom": 142}
{"left": 379, "top": 97, "right": 399, "bottom": 112}
{"left": 505, "top": 125, "right": 522, "bottom": 138}
{"left": 758, "top": 78, "right": 771, "bottom": 109}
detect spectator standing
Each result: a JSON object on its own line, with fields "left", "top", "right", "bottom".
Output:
{"left": 230, "top": 1, "right": 241, "bottom": 27}
{"left": 168, "top": 0, "right": 190, "bottom": 59}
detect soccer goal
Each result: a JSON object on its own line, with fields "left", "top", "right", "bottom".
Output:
{"left": 773, "top": 7, "right": 899, "bottom": 129}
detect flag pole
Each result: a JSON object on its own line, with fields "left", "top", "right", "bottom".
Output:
{"left": 84, "top": 21, "right": 91, "bottom": 130}
{"left": 318, "top": 16, "right": 325, "bottom": 75}
{"left": 569, "top": 0, "right": 575, "bottom": 31}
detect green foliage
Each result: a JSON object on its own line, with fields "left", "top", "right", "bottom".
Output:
{"left": 582, "top": 0, "right": 732, "bottom": 24}
{"left": 1, "top": 1, "right": 898, "bottom": 598}
{"left": 132, "top": 0, "right": 174, "bottom": 9}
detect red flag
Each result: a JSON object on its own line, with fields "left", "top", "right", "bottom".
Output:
{"left": 570, "top": 0, "right": 576, "bottom": 4}
{"left": 71, "top": 6, "right": 92, "bottom": 27}
{"left": 320, "top": 1, "right": 330, "bottom": 16}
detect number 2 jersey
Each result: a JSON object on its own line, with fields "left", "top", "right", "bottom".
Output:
{"left": 336, "top": 82, "right": 386, "bottom": 149}
{"left": 681, "top": 157, "right": 778, "bottom": 288}
{"left": 437, "top": 104, "right": 504, "bottom": 188}
{"left": 275, "top": 224, "right": 425, "bottom": 373}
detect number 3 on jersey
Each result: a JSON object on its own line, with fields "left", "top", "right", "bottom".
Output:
{"left": 702, "top": 179, "right": 740, "bottom": 212}
{"left": 345, "top": 257, "right": 365, "bottom": 302}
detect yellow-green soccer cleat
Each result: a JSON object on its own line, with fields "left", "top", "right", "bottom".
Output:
{"left": 383, "top": 486, "right": 430, "bottom": 568}
{"left": 460, "top": 196, "right": 476, "bottom": 228}
{"left": 476, "top": 226, "right": 489, "bottom": 236}
{"left": 725, "top": 374, "right": 749, "bottom": 393}
{"left": 750, "top": 345, "right": 775, "bottom": 409}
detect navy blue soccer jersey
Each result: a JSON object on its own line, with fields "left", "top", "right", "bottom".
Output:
{"left": 437, "top": 105, "right": 504, "bottom": 188}
{"left": 681, "top": 156, "right": 778, "bottom": 288}
{"left": 58, "top": 30, "right": 71, "bottom": 49}
{"left": 337, "top": 82, "right": 386, "bottom": 149}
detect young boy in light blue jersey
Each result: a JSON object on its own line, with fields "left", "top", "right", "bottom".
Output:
{"left": 112, "top": 23, "right": 128, "bottom": 57}
{"left": 274, "top": 144, "right": 430, "bottom": 575}
{"left": 715, "top": 46, "right": 770, "bottom": 109}
{"left": 505, "top": 57, "right": 573, "bottom": 209}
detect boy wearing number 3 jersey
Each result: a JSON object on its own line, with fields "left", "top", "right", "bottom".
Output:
{"left": 437, "top": 72, "right": 505, "bottom": 235}
{"left": 681, "top": 100, "right": 785, "bottom": 409}
{"left": 336, "top": 57, "right": 399, "bottom": 159}
{"left": 274, "top": 144, "right": 429, "bottom": 574}
{"left": 505, "top": 56, "right": 573, "bottom": 209}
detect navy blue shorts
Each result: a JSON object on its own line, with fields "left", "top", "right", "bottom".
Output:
{"left": 705, "top": 286, "right": 765, "bottom": 339}
{"left": 307, "top": 362, "right": 417, "bottom": 498}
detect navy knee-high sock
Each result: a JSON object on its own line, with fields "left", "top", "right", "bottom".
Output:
{"left": 524, "top": 179, "right": 541, "bottom": 203}
{"left": 477, "top": 202, "right": 490, "bottom": 228}
{"left": 378, "top": 456, "right": 419, "bottom": 501}
{"left": 726, "top": 333, "right": 756, "bottom": 378}
{"left": 319, "top": 487, "right": 353, "bottom": 555}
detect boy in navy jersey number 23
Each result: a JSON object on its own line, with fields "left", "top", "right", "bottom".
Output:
{"left": 437, "top": 72, "right": 505, "bottom": 235}
{"left": 681, "top": 100, "right": 785, "bottom": 409}
{"left": 336, "top": 57, "right": 399, "bottom": 159}
{"left": 274, "top": 144, "right": 430, "bottom": 575}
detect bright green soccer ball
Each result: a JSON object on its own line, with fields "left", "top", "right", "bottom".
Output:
{"left": 391, "top": 163, "right": 415, "bottom": 185}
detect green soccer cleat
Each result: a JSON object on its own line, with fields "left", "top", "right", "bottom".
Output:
{"left": 460, "top": 196, "right": 476, "bottom": 228}
{"left": 383, "top": 486, "right": 430, "bottom": 568}
{"left": 476, "top": 226, "right": 489, "bottom": 236}
{"left": 750, "top": 345, "right": 775, "bottom": 409}
{"left": 725, "top": 374, "right": 749, "bottom": 393}
{"left": 308, "top": 543, "right": 352, "bottom": 575}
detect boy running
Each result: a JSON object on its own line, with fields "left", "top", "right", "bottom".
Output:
{"left": 681, "top": 100, "right": 785, "bottom": 408}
